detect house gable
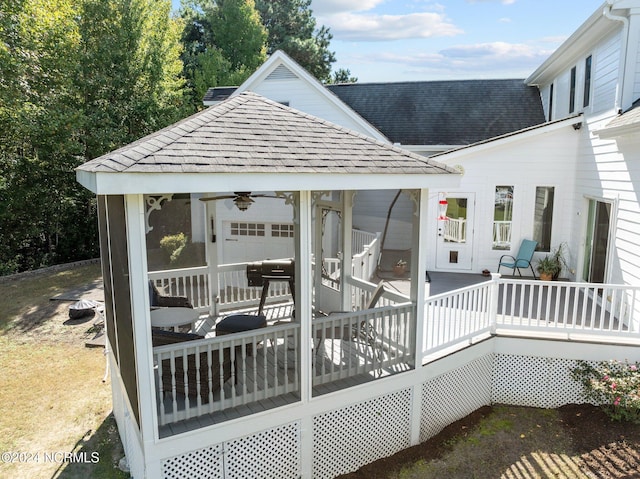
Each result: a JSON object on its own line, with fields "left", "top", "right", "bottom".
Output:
{"left": 212, "top": 50, "right": 389, "bottom": 142}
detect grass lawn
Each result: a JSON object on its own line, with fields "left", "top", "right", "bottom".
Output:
{"left": 0, "top": 264, "right": 129, "bottom": 479}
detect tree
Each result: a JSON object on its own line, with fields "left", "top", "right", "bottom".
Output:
{"left": 0, "top": 0, "right": 187, "bottom": 274}
{"left": 255, "top": 0, "right": 335, "bottom": 82}
{"left": 327, "top": 68, "right": 358, "bottom": 85}
{"left": 209, "top": 0, "right": 267, "bottom": 72}
{"left": 180, "top": 0, "right": 266, "bottom": 109}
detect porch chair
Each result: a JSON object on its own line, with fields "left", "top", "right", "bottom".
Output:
{"left": 149, "top": 280, "right": 193, "bottom": 309}
{"left": 315, "top": 281, "right": 388, "bottom": 346}
{"left": 152, "top": 329, "right": 234, "bottom": 403}
{"left": 497, "top": 239, "right": 538, "bottom": 279}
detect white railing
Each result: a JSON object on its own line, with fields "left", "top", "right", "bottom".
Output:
{"left": 149, "top": 266, "right": 210, "bottom": 313}
{"left": 423, "top": 281, "right": 494, "bottom": 357}
{"left": 493, "top": 221, "right": 512, "bottom": 249}
{"left": 352, "top": 232, "right": 380, "bottom": 282}
{"left": 312, "top": 302, "right": 414, "bottom": 386}
{"left": 443, "top": 218, "right": 466, "bottom": 243}
{"left": 217, "top": 261, "right": 291, "bottom": 312}
{"left": 423, "top": 277, "right": 640, "bottom": 364}
{"left": 154, "top": 322, "right": 300, "bottom": 426}
{"left": 352, "top": 230, "right": 378, "bottom": 255}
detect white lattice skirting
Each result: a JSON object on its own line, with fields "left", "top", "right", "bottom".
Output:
{"left": 156, "top": 339, "right": 638, "bottom": 479}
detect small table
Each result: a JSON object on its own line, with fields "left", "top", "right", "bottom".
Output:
{"left": 150, "top": 307, "right": 199, "bottom": 332}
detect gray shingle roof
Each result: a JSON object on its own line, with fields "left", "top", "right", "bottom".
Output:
{"left": 77, "top": 92, "right": 456, "bottom": 176}
{"left": 605, "top": 98, "right": 640, "bottom": 130}
{"left": 326, "top": 80, "right": 545, "bottom": 146}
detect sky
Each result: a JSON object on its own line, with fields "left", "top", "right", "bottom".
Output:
{"left": 172, "top": 0, "right": 607, "bottom": 83}
{"left": 311, "top": 0, "right": 606, "bottom": 82}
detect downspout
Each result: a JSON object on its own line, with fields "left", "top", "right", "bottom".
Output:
{"left": 603, "top": 0, "right": 629, "bottom": 113}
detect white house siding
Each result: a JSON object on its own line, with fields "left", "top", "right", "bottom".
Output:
{"left": 427, "top": 127, "right": 581, "bottom": 275}
{"left": 576, "top": 115, "right": 640, "bottom": 286}
{"left": 250, "top": 78, "right": 384, "bottom": 140}
{"left": 591, "top": 30, "right": 622, "bottom": 114}
{"left": 353, "top": 190, "right": 414, "bottom": 251}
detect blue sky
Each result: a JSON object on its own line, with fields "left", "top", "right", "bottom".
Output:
{"left": 173, "top": 0, "right": 606, "bottom": 82}
{"left": 311, "top": 0, "right": 605, "bottom": 82}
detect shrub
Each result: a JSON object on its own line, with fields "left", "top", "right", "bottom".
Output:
{"left": 571, "top": 359, "right": 640, "bottom": 423}
{"left": 160, "top": 233, "right": 187, "bottom": 264}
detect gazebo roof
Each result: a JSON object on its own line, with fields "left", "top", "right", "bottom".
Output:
{"left": 77, "top": 92, "right": 460, "bottom": 194}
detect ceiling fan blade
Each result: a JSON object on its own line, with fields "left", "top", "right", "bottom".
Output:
{"left": 199, "top": 195, "right": 236, "bottom": 202}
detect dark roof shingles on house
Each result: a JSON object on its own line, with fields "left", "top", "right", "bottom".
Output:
{"left": 78, "top": 92, "right": 456, "bottom": 176}
{"left": 327, "top": 80, "right": 546, "bottom": 146}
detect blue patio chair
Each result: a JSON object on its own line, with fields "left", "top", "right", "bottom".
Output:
{"left": 497, "top": 239, "right": 538, "bottom": 278}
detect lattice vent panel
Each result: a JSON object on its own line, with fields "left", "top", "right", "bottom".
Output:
{"left": 162, "top": 444, "right": 223, "bottom": 479}
{"left": 313, "top": 388, "right": 412, "bottom": 479}
{"left": 421, "top": 354, "right": 493, "bottom": 441}
{"left": 224, "top": 422, "right": 300, "bottom": 479}
{"left": 492, "top": 354, "right": 591, "bottom": 408}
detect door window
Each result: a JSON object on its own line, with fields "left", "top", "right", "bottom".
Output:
{"left": 493, "top": 186, "right": 514, "bottom": 250}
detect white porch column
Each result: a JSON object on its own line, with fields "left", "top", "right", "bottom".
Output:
{"left": 410, "top": 188, "right": 429, "bottom": 446}
{"left": 341, "top": 191, "right": 354, "bottom": 311}
{"left": 297, "top": 191, "right": 314, "bottom": 479}
{"left": 204, "top": 202, "right": 219, "bottom": 317}
{"left": 124, "top": 194, "right": 162, "bottom": 477}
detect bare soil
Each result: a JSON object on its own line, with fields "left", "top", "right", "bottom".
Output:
{"left": 338, "top": 404, "right": 640, "bottom": 479}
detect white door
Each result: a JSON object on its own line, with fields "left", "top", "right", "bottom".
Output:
{"left": 436, "top": 193, "right": 475, "bottom": 270}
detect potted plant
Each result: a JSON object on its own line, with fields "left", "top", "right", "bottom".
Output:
{"left": 393, "top": 259, "right": 407, "bottom": 276}
{"left": 536, "top": 243, "right": 567, "bottom": 281}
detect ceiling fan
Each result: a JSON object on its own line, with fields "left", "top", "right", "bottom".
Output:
{"left": 199, "top": 192, "right": 279, "bottom": 211}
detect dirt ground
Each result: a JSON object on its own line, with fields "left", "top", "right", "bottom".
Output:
{"left": 338, "top": 404, "right": 640, "bottom": 479}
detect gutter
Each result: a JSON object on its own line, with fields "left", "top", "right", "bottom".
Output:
{"left": 603, "top": 0, "right": 630, "bottom": 113}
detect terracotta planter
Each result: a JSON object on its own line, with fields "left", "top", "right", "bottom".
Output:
{"left": 539, "top": 272, "right": 553, "bottom": 281}
{"left": 393, "top": 265, "right": 407, "bottom": 277}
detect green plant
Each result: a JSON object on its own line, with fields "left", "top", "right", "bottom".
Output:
{"left": 160, "top": 233, "right": 187, "bottom": 264}
{"left": 536, "top": 243, "right": 568, "bottom": 279}
{"left": 571, "top": 359, "right": 640, "bottom": 424}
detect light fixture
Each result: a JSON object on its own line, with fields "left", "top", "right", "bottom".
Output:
{"left": 234, "top": 195, "right": 254, "bottom": 211}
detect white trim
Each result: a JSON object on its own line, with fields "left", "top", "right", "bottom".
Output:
{"left": 526, "top": 3, "right": 617, "bottom": 85}
{"left": 77, "top": 171, "right": 462, "bottom": 195}
{"left": 429, "top": 116, "right": 582, "bottom": 163}
{"left": 231, "top": 50, "right": 388, "bottom": 142}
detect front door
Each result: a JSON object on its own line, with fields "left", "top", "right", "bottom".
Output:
{"left": 436, "top": 193, "right": 475, "bottom": 270}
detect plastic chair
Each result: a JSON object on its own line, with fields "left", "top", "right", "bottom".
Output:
{"left": 497, "top": 239, "right": 538, "bottom": 278}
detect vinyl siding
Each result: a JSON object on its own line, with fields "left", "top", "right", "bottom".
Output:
{"left": 426, "top": 127, "right": 580, "bottom": 274}
{"left": 591, "top": 30, "right": 622, "bottom": 113}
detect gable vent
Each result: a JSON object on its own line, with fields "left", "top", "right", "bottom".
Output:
{"left": 265, "top": 64, "right": 298, "bottom": 81}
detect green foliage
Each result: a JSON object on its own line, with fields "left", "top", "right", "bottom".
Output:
{"left": 160, "top": 232, "right": 188, "bottom": 263}
{"left": 571, "top": 360, "right": 640, "bottom": 424}
{"left": 536, "top": 243, "right": 568, "bottom": 278}
{"left": 328, "top": 68, "right": 358, "bottom": 84}
{"left": 0, "top": 0, "right": 186, "bottom": 274}
{"left": 180, "top": 0, "right": 266, "bottom": 109}
{"left": 255, "top": 0, "right": 336, "bottom": 82}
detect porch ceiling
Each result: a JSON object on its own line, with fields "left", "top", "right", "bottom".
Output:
{"left": 76, "top": 92, "right": 460, "bottom": 194}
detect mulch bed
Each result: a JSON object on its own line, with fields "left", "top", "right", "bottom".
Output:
{"left": 337, "top": 404, "right": 640, "bottom": 479}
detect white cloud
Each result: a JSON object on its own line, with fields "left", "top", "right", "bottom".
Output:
{"left": 351, "top": 41, "right": 554, "bottom": 79}
{"left": 498, "top": 17, "right": 512, "bottom": 23}
{"left": 466, "top": 0, "right": 516, "bottom": 4}
{"left": 311, "top": 0, "right": 384, "bottom": 16}
{"left": 320, "top": 12, "right": 463, "bottom": 41}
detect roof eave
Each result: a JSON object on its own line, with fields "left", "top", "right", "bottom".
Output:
{"left": 430, "top": 115, "right": 583, "bottom": 162}
{"left": 526, "top": 3, "right": 613, "bottom": 85}
{"left": 76, "top": 170, "right": 462, "bottom": 196}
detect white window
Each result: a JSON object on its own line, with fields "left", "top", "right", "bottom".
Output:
{"left": 230, "top": 222, "right": 265, "bottom": 237}
{"left": 272, "top": 224, "right": 294, "bottom": 238}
